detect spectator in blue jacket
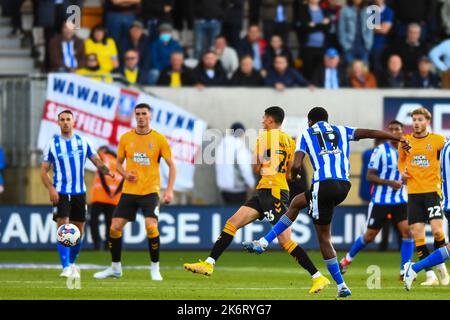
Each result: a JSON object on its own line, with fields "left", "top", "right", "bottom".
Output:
{"left": 0, "top": 145, "right": 5, "bottom": 194}
{"left": 149, "top": 23, "right": 183, "bottom": 84}
{"left": 264, "top": 55, "right": 313, "bottom": 91}
{"left": 338, "top": 0, "right": 374, "bottom": 65}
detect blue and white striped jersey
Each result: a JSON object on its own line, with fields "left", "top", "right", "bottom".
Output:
{"left": 368, "top": 142, "right": 407, "bottom": 205}
{"left": 42, "top": 134, "right": 96, "bottom": 195}
{"left": 296, "top": 121, "right": 356, "bottom": 183}
{"left": 441, "top": 141, "right": 450, "bottom": 212}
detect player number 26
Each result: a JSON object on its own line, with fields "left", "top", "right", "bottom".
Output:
{"left": 264, "top": 210, "right": 275, "bottom": 222}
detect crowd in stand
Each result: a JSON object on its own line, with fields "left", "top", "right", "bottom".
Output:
{"left": 7, "top": 0, "right": 450, "bottom": 89}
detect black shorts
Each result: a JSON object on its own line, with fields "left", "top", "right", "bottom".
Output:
{"left": 305, "top": 180, "right": 351, "bottom": 225}
{"left": 408, "top": 192, "right": 443, "bottom": 225}
{"left": 366, "top": 203, "right": 408, "bottom": 230}
{"left": 113, "top": 193, "right": 160, "bottom": 222}
{"left": 53, "top": 194, "right": 87, "bottom": 222}
{"left": 244, "top": 189, "right": 289, "bottom": 225}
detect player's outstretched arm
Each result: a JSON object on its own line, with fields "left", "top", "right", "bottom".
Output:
{"left": 89, "top": 155, "right": 114, "bottom": 178}
{"left": 354, "top": 129, "right": 411, "bottom": 151}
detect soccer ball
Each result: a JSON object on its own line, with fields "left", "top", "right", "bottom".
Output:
{"left": 57, "top": 224, "right": 81, "bottom": 247}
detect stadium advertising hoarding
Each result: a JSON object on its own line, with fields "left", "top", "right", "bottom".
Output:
{"left": 37, "top": 73, "right": 207, "bottom": 191}
{"left": 0, "top": 205, "right": 444, "bottom": 250}
{"left": 384, "top": 97, "right": 450, "bottom": 137}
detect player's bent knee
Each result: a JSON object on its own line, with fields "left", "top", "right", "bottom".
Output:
{"left": 433, "top": 231, "right": 444, "bottom": 240}
{"left": 146, "top": 225, "right": 160, "bottom": 239}
{"left": 109, "top": 228, "right": 122, "bottom": 239}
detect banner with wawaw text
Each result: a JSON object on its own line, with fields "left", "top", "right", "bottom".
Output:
{"left": 37, "top": 73, "right": 207, "bottom": 191}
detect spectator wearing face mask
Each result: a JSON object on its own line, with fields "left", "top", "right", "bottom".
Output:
{"left": 149, "top": 23, "right": 183, "bottom": 84}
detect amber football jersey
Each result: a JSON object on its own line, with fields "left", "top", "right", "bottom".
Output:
{"left": 118, "top": 130, "right": 172, "bottom": 195}
{"left": 255, "top": 129, "right": 296, "bottom": 197}
{"left": 398, "top": 133, "right": 446, "bottom": 195}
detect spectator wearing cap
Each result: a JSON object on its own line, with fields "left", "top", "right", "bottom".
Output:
{"left": 312, "top": 48, "right": 348, "bottom": 89}
{"left": 193, "top": 50, "right": 228, "bottom": 88}
{"left": 122, "top": 21, "right": 151, "bottom": 75}
{"left": 294, "top": 0, "right": 331, "bottom": 80}
{"left": 338, "top": 0, "right": 373, "bottom": 65}
{"left": 377, "top": 54, "right": 407, "bottom": 88}
{"left": 264, "top": 55, "right": 312, "bottom": 91}
{"left": 348, "top": 59, "right": 377, "bottom": 88}
{"left": 229, "top": 55, "right": 264, "bottom": 87}
{"left": 48, "top": 21, "right": 85, "bottom": 72}
{"left": 370, "top": 0, "right": 394, "bottom": 76}
{"left": 141, "top": 0, "right": 174, "bottom": 43}
{"left": 103, "top": 0, "right": 139, "bottom": 53}
{"left": 237, "top": 25, "right": 267, "bottom": 71}
{"left": 84, "top": 25, "right": 119, "bottom": 73}
{"left": 193, "top": 0, "right": 226, "bottom": 60}
{"left": 119, "top": 49, "right": 150, "bottom": 85}
{"left": 149, "top": 23, "right": 183, "bottom": 85}
{"left": 383, "top": 23, "right": 428, "bottom": 79}
{"left": 409, "top": 56, "right": 440, "bottom": 89}
{"left": 214, "top": 35, "right": 239, "bottom": 79}
{"left": 157, "top": 52, "right": 195, "bottom": 87}
{"left": 215, "top": 122, "right": 256, "bottom": 205}
{"left": 429, "top": 39, "right": 450, "bottom": 89}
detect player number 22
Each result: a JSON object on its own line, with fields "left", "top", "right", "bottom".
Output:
{"left": 427, "top": 206, "right": 442, "bottom": 218}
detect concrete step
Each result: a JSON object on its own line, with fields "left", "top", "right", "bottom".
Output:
{"left": 0, "top": 47, "right": 30, "bottom": 57}
{"left": 0, "top": 36, "right": 21, "bottom": 48}
{"left": 0, "top": 16, "right": 10, "bottom": 26}
{"left": 0, "top": 26, "right": 12, "bottom": 37}
{"left": 0, "top": 56, "right": 34, "bottom": 71}
{"left": 0, "top": 68, "right": 37, "bottom": 75}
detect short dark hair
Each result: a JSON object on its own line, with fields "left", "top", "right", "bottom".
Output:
{"left": 307, "top": 107, "right": 328, "bottom": 123}
{"left": 388, "top": 120, "right": 404, "bottom": 128}
{"left": 58, "top": 110, "right": 73, "bottom": 119}
{"left": 89, "top": 24, "right": 108, "bottom": 45}
{"left": 215, "top": 34, "right": 227, "bottom": 41}
{"left": 134, "top": 103, "right": 152, "bottom": 112}
{"left": 264, "top": 106, "right": 285, "bottom": 124}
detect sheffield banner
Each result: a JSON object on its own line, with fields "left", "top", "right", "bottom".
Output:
{"left": 0, "top": 205, "right": 446, "bottom": 250}
{"left": 37, "top": 73, "right": 207, "bottom": 191}
{"left": 384, "top": 97, "right": 450, "bottom": 137}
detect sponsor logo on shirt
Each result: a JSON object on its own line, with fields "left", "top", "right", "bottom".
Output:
{"left": 411, "top": 155, "right": 430, "bottom": 168}
{"left": 133, "top": 152, "right": 150, "bottom": 165}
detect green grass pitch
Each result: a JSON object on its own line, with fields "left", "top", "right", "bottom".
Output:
{"left": 0, "top": 250, "right": 449, "bottom": 300}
